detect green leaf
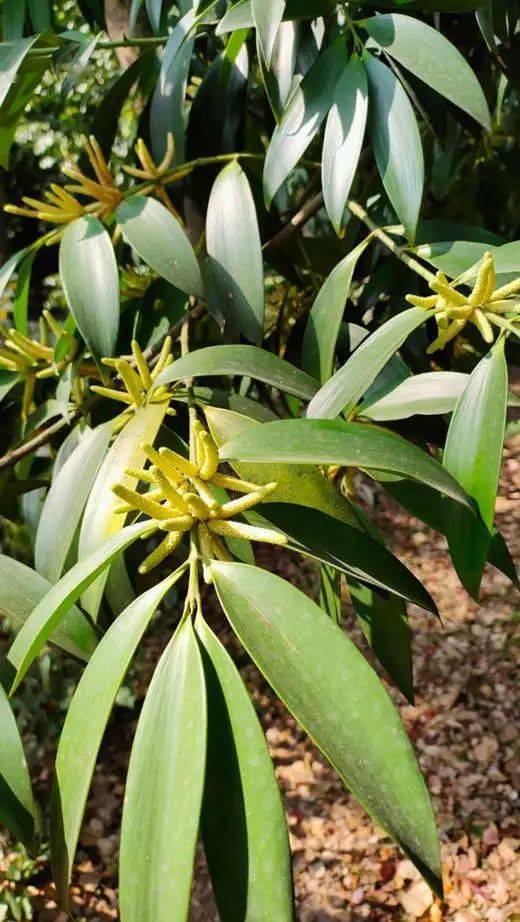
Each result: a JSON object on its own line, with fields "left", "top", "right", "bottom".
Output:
{"left": 263, "top": 38, "right": 346, "bottom": 207}
{"left": 259, "top": 20, "right": 298, "bottom": 120}
{"left": 365, "top": 52, "right": 423, "bottom": 241}
{"left": 0, "top": 555, "right": 97, "bottom": 661}
{"left": 35, "top": 423, "right": 112, "bottom": 584}
{"left": 26, "top": 0, "right": 52, "bottom": 30}
{"left": 359, "top": 371, "right": 470, "bottom": 420}
{"left": 206, "top": 161, "right": 265, "bottom": 344}
{"left": 91, "top": 49, "right": 156, "bottom": 159}
{"left": 319, "top": 564, "right": 342, "bottom": 624}
{"left": 13, "top": 250, "right": 35, "bottom": 335}
{"left": 205, "top": 406, "right": 359, "bottom": 525}
{"left": 196, "top": 617, "right": 293, "bottom": 921}
{"left": 322, "top": 56, "right": 367, "bottom": 235}
{"left": 414, "top": 240, "right": 492, "bottom": 279}
{"left": 2, "top": 0, "right": 26, "bottom": 40}
{"left": 149, "top": 10, "right": 195, "bottom": 164}
{"left": 252, "top": 0, "right": 285, "bottom": 65}
{"left": 213, "top": 562, "right": 441, "bottom": 892}
{"left": 78, "top": 404, "right": 166, "bottom": 619}
{"left": 0, "top": 247, "right": 30, "bottom": 300}
{"left": 217, "top": 0, "right": 335, "bottom": 32}
{"left": 119, "top": 617, "right": 206, "bottom": 922}
{"left": 0, "top": 38, "right": 38, "bottom": 109}
{"left": 62, "top": 34, "right": 100, "bottom": 98}
{"left": 51, "top": 570, "right": 184, "bottom": 907}
{"left": 116, "top": 195, "right": 203, "bottom": 298}
{"left": 258, "top": 502, "right": 437, "bottom": 613}
{"left": 5, "top": 521, "right": 150, "bottom": 695}
{"left": 0, "top": 370, "right": 20, "bottom": 405}
{"left": 302, "top": 237, "right": 373, "bottom": 384}
{"left": 442, "top": 340, "right": 508, "bottom": 597}
{"left": 220, "top": 418, "right": 475, "bottom": 510}
{"left": 365, "top": 14, "right": 490, "bottom": 130}
{"left": 0, "top": 683, "right": 35, "bottom": 847}
{"left": 156, "top": 344, "right": 318, "bottom": 400}
{"left": 0, "top": 47, "right": 49, "bottom": 167}
{"left": 59, "top": 216, "right": 119, "bottom": 361}
{"left": 307, "top": 307, "right": 428, "bottom": 418}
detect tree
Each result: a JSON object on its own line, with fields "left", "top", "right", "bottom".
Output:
{"left": 0, "top": 0, "right": 518, "bottom": 918}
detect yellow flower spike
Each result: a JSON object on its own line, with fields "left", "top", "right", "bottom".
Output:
{"left": 154, "top": 470, "right": 191, "bottom": 515}
{"left": 7, "top": 330, "right": 54, "bottom": 361}
{"left": 85, "top": 135, "right": 113, "bottom": 187}
{"left": 207, "top": 519, "right": 288, "bottom": 546}
{"left": 150, "top": 335, "right": 173, "bottom": 381}
{"left": 210, "top": 472, "right": 261, "bottom": 494}
{"left": 189, "top": 475, "right": 219, "bottom": 510}
{"left": 405, "top": 294, "right": 438, "bottom": 308}
{"left": 114, "top": 359, "right": 145, "bottom": 406}
{"left": 158, "top": 445, "right": 199, "bottom": 478}
{"left": 0, "top": 346, "right": 31, "bottom": 370}
{"left": 42, "top": 309, "right": 64, "bottom": 339}
{"left": 216, "top": 482, "right": 277, "bottom": 520}
{"left": 90, "top": 385, "right": 135, "bottom": 405}
{"left": 126, "top": 467, "right": 156, "bottom": 484}
{"left": 141, "top": 443, "right": 189, "bottom": 482}
{"left": 427, "top": 318, "right": 466, "bottom": 354}
{"left": 198, "top": 430, "right": 220, "bottom": 481}
{"left": 469, "top": 251, "right": 495, "bottom": 306}
{"left": 139, "top": 531, "right": 183, "bottom": 575}
{"left": 131, "top": 339, "right": 153, "bottom": 390}
{"left": 111, "top": 484, "right": 171, "bottom": 520}
{"left": 429, "top": 274, "right": 467, "bottom": 306}
{"left": 489, "top": 277, "right": 520, "bottom": 301}
{"left": 22, "top": 373, "right": 36, "bottom": 420}
{"left": 158, "top": 515, "right": 194, "bottom": 532}
{"left": 473, "top": 308, "right": 495, "bottom": 343}
{"left": 183, "top": 491, "right": 211, "bottom": 520}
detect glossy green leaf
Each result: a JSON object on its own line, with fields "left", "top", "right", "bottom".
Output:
{"left": 60, "top": 216, "right": 119, "bottom": 361}
{"left": 319, "top": 564, "right": 342, "bottom": 624}
{"left": 0, "top": 47, "right": 49, "bottom": 167}
{"left": 91, "top": 49, "right": 156, "bottom": 159}
{"left": 51, "top": 569, "right": 184, "bottom": 907}
{"left": 206, "top": 161, "right": 264, "bottom": 344}
{"left": 116, "top": 195, "right": 203, "bottom": 298}
{"left": 62, "top": 34, "right": 100, "bottom": 98}
{"left": 0, "top": 556, "right": 97, "bottom": 662}
{"left": 414, "top": 240, "right": 491, "bottom": 279}
{"left": 78, "top": 403, "right": 166, "bottom": 619}
{"left": 217, "top": 0, "right": 335, "bottom": 32}
{"left": 365, "top": 14, "right": 490, "bottom": 130}
{"left": 302, "top": 237, "right": 373, "bottom": 384}
{"left": 359, "top": 371, "right": 470, "bottom": 420}
{"left": 0, "top": 247, "right": 30, "bottom": 300}
{"left": 307, "top": 307, "right": 428, "bottom": 418}
{"left": 0, "top": 370, "right": 20, "bottom": 405}
{"left": 197, "top": 617, "right": 293, "bottom": 921}
{"left": 213, "top": 562, "right": 441, "bottom": 892}
{"left": 119, "top": 617, "right": 206, "bottom": 922}
{"left": 26, "top": 0, "right": 52, "bottom": 30}
{"left": 263, "top": 38, "right": 346, "bottom": 206}
{"left": 252, "top": 0, "right": 285, "bottom": 65}
{"left": 5, "top": 521, "right": 150, "bottom": 695}
{"left": 0, "top": 38, "right": 38, "bottom": 109}
{"left": 322, "top": 56, "right": 367, "bottom": 235}
{"left": 3, "top": 0, "right": 26, "bottom": 40}
{"left": 365, "top": 52, "right": 423, "bottom": 241}
{"left": 0, "top": 683, "right": 35, "bottom": 846}
{"left": 205, "top": 406, "right": 359, "bottom": 526}
{"left": 35, "top": 423, "right": 112, "bottom": 584}
{"left": 258, "top": 502, "right": 436, "bottom": 612}
{"left": 13, "top": 250, "right": 35, "bottom": 335}
{"left": 260, "top": 20, "right": 299, "bottom": 119}
{"left": 221, "top": 418, "right": 474, "bottom": 510}
{"left": 156, "top": 345, "right": 318, "bottom": 400}
{"left": 442, "top": 341, "right": 508, "bottom": 597}
{"left": 149, "top": 10, "right": 195, "bottom": 164}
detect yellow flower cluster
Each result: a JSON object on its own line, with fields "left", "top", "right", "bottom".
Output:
{"left": 91, "top": 337, "right": 175, "bottom": 432}
{"left": 111, "top": 422, "right": 286, "bottom": 576}
{"left": 406, "top": 252, "right": 520, "bottom": 352}
{"left": 123, "top": 134, "right": 181, "bottom": 218}
{"left": 0, "top": 312, "right": 78, "bottom": 418}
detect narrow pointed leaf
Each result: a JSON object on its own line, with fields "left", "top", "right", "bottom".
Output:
{"left": 365, "top": 14, "right": 490, "bottom": 130}
{"left": 213, "top": 562, "right": 441, "bottom": 893}
{"left": 258, "top": 502, "right": 436, "bottom": 613}
{"left": 60, "top": 216, "right": 119, "bottom": 361}
{"left": 319, "top": 565, "right": 342, "bottom": 624}
{"left": 119, "top": 617, "right": 206, "bottom": 922}
{"left": 197, "top": 617, "right": 293, "bottom": 921}
{"left": 322, "top": 56, "right": 368, "bottom": 235}
{"left": 0, "top": 38, "right": 38, "bottom": 108}
{"left": 0, "top": 555, "right": 97, "bottom": 662}
{"left": 359, "top": 371, "right": 470, "bottom": 420}
{"left": 5, "top": 521, "right": 150, "bottom": 695}
{"left": 252, "top": 0, "right": 285, "bottom": 66}
{"left": 35, "top": 423, "right": 112, "bottom": 584}
{"left": 206, "top": 162, "right": 264, "bottom": 344}
{"left": 149, "top": 10, "right": 195, "bottom": 163}
{"left": 365, "top": 53, "right": 423, "bottom": 241}
{"left": 116, "top": 195, "right": 203, "bottom": 297}
{"left": 51, "top": 570, "right": 184, "bottom": 906}
{"left": 221, "top": 418, "right": 474, "bottom": 510}
{"left": 263, "top": 38, "right": 346, "bottom": 206}
{"left": 0, "top": 683, "right": 36, "bottom": 846}
{"left": 156, "top": 345, "right": 318, "bottom": 400}
{"left": 302, "top": 237, "right": 373, "bottom": 384}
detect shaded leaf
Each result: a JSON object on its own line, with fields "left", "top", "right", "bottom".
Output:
{"left": 252, "top": 0, "right": 285, "bottom": 65}
{"left": 0, "top": 683, "right": 35, "bottom": 846}
{"left": 359, "top": 371, "right": 470, "bottom": 420}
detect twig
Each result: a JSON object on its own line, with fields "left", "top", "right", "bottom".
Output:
{"left": 346, "top": 200, "right": 437, "bottom": 284}
{"left": 263, "top": 192, "right": 325, "bottom": 252}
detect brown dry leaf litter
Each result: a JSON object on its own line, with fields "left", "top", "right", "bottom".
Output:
{"left": 0, "top": 437, "right": 518, "bottom": 922}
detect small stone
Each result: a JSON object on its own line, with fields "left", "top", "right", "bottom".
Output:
{"left": 399, "top": 880, "right": 434, "bottom": 917}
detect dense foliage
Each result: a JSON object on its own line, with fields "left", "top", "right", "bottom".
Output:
{"left": 0, "top": 0, "right": 519, "bottom": 918}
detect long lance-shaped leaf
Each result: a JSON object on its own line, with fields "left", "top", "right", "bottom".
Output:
{"left": 442, "top": 340, "right": 508, "bottom": 598}
{"left": 365, "top": 52, "right": 423, "bottom": 241}
{"left": 196, "top": 617, "right": 294, "bottom": 922}
{"left": 119, "top": 617, "right": 206, "bottom": 922}
{"left": 0, "top": 38, "right": 38, "bottom": 108}
{"left": 156, "top": 345, "right": 319, "bottom": 400}
{"left": 257, "top": 502, "right": 437, "bottom": 614}
{"left": 263, "top": 38, "right": 346, "bottom": 207}
{"left": 35, "top": 423, "right": 112, "bottom": 584}
{"left": 116, "top": 195, "right": 203, "bottom": 297}
{"left": 217, "top": 0, "right": 336, "bottom": 33}
{"left": 5, "top": 521, "right": 151, "bottom": 695}
{"left": 60, "top": 216, "right": 119, "bottom": 361}
{"left": 212, "top": 562, "right": 442, "bottom": 894}
{"left": 365, "top": 13, "right": 490, "bottom": 130}
{"left": 51, "top": 568, "right": 186, "bottom": 908}
{"left": 78, "top": 403, "right": 166, "bottom": 619}
{"left": 149, "top": 9, "right": 195, "bottom": 163}
{"left": 359, "top": 371, "right": 470, "bottom": 421}
{"left": 252, "top": 0, "right": 285, "bottom": 66}
{"left": 221, "top": 418, "right": 474, "bottom": 510}
{"left": 0, "top": 555, "right": 97, "bottom": 662}
{"left": 322, "top": 56, "right": 368, "bottom": 235}
{"left": 302, "top": 237, "right": 374, "bottom": 384}
{"left": 0, "top": 683, "right": 36, "bottom": 846}
{"left": 307, "top": 307, "right": 428, "bottom": 419}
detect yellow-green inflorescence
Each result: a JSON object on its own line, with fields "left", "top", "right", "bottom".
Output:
{"left": 111, "top": 420, "right": 287, "bottom": 577}
{"left": 406, "top": 251, "right": 520, "bottom": 352}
